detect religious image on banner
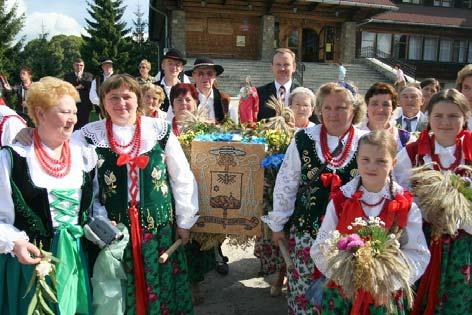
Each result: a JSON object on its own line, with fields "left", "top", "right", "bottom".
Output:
{"left": 191, "top": 141, "right": 265, "bottom": 237}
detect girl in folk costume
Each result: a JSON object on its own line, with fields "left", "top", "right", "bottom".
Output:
{"left": 394, "top": 89, "right": 472, "bottom": 314}
{"left": 262, "top": 82, "right": 368, "bottom": 314}
{"left": 139, "top": 83, "right": 166, "bottom": 118}
{"left": 77, "top": 75, "right": 198, "bottom": 314}
{"left": 311, "top": 130, "right": 430, "bottom": 314}
{"left": 0, "top": 77, "right": 97, "bottom": 314}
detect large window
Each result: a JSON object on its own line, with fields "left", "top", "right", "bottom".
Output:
{"left": 434, "top": 0, "right": 453, "bottom": 6}
{"left": 377, "top": 33, "right": 392, "bottom": 56}
{"left": 439, "top": 39, "right": 453, "bottom": 62}
{"left": 402, "top": 0, "right": 421, "bottom": 3}
{"left": 393, "top": 34, "right": 407, "bottom": 59}
{"left": 452, "top": 40, "right": 467, "bottom": 63}
{"left": 361, "top": 32, "right": 375, "bottom": 51}
{"left": 408, "top": 36, "right": 422, "bottom": 60}
{"left": 423, "top": 38, "right": 438, "bottom": 61}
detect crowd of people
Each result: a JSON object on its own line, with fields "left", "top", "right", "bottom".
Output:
{"left": 0, "top": 46, "right": 471, "bottom": 315}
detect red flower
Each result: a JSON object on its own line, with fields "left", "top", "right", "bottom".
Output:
{"left": 172, "top": 261, "right": 181, "bottom": 275}
{"left": 148, "top": 292, "right": 158, "bottom": 302}
{"left": 460, "top": 264, "right": 471, "bottom": 284}
{"left": 311, "top": 267, "right": 322, "bottom": 280}
{"left": 291, "top": 267, "right": 300, "bottom": 280}
{"left": 300, "top": 247, "right": 311, "bottom": 263}
{"left": 288, "top": 238, "right": 296, "bottom": 251}
{"left": 329, "top": 299, "right": 335, "bottom": 310}
{"left": 294, "top": 294, "right": 308, "bottom": 310}
{"left": 143, "top": 232, "right": 153, "bottom": 243}
{"left": 160, "top": 304, "right": 170, "bottom": 315}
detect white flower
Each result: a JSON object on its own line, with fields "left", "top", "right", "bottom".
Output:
{"left": 36, "top": 260, "right": 53, "bottom": 278}
{"left": 347, "top": 225, "right": 352, "bottom": 230}
{"left": 389, "top": 234, "right": 396, "bottom": 239}
{"left": 161, "top": 184, "right": 168, "bottom": 195}
{"left": 151, "top": 168, "right": 162, "bottom": 180}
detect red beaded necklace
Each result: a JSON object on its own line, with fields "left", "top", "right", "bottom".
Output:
{"left": 430, "top": 134, "right": 462, "bottom": 171}
{"left": 106, "top": 115, "right": 142, "bottom": 157}
{"left": 361, "top": 197, "right": 386, "bottom": 208}
{"left": 320, "top": 125, "right": 355, "bottom": 168}
{"left": 33, "top": 129, "right": 71, "bottom": 178}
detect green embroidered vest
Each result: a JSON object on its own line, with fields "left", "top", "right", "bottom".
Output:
{"left": 5, "top": 146, "right": 94, "bottom": 250}
{"left": 92, "top": 130, "right": 173, "bottom": 230}
{"left": 290, "top": 130, "right": 359, "bottom": 237}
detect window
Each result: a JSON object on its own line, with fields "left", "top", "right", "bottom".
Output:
{"left": 408, "top": 36, "right": 422, "bottom": 60}
{"left": 361, "top": 32, "right": 375, "bottom": 56}
{"left": 439, "top": 39, "right": 453, "bottom": 62}
{"left": 423, "top": 38, "right": 438, "bottom": 61}
{"left": 462, "top": 0, "right": 472, "bottom": 8}
{"left": 393, "top": 34, "right": 407, "bottom": 59}
{"left": 468, "top": 41, "right": 472, "bottom": 63}
{"left": 402, "top": 0, "right": 421, "bottom": 3}
{"left": 452, "top": 40, "right": 467, "bottom": 63}
{"left": 377, "top": 33, "right": 392, "bottom": 56}
{"left": 434, "top": 0, "right": 453, "bottom": 6}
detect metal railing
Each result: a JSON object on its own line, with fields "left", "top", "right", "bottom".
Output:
{"left": 358, "top": 46, "right": 416, "bottom": 80}
{"left": 294, "top": 61, "right": 305, "bottom": 86}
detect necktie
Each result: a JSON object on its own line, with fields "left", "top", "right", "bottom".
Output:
{"left": 404, "top": 116, "right": 417, "bottom": 132}
{"left": 278, "top": 86, "right": 286, "bottom": 105}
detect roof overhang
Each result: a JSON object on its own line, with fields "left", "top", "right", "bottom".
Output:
{"left": 305, "top": 0, "right": 398, "bottom": 11}
{"left": 369, "top": 18, "right": 472, "bottom": 30}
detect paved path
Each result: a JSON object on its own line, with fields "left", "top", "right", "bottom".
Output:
{"left": 194, "top": 240, "right": 287, "bottom": 315}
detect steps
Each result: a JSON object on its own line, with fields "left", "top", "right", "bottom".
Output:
{"left": 189, "top": 58, "right": 392, "bottom": 97}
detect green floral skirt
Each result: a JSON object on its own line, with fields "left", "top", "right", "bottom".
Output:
{"left": 123, "top": 224, "right": 194, "bottom": 315}
{"left": 185, "top": 241, "right": 215, "bottom": 283}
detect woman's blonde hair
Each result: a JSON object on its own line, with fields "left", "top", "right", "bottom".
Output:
{"left": 99, "top": 74, "right": 142, "bottom": 118}
{"left": 139, "top": 83, "right": 165, "bottom": 113}
{"left": 358, "top": 130, "right": 397, "bottom": 161}
{"left": 139, "top": 59, "right": 151, "bottom": 70}
{"left": 315, "top": 82, "right": 366, "bottom": 125}
{"left": 456, "top": 64, "right": 472, "bottom": 91}
{"left": 26, "top": 76, "right": 79, "bottom": 126}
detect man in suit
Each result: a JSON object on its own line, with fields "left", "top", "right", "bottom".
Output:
{"left": 257, "top": 48, "right": 299, "bottom": 121}
{"left": 64, "top": 58, "right": 93, "bottom": 129}
{"left": 184, "top": 57, "right": 230, "bottom": 124}
{"left": 396, "top": 85, "right": 428, "bottom": 132}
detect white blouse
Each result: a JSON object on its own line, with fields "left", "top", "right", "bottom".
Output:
{"left": 0, "top": 105, "right": 26, "bottom": 146}
{"left": 0, "top": 139, "right": 97, "bottom": 255}
{"left": 77, "top": 116, "right": 199, "bottom": 229}
{"left": 394, "top": 137, "right": 472, "bottom": 234}
{"left": 261, "top": 124, "right": 368, "bottom": 232}
{"left": 310, "top": 177, "right": 431, "bottom": 286}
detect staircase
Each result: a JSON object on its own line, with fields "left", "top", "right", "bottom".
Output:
{"left": 199, "top": 59, "right": 391, "bottom": 97}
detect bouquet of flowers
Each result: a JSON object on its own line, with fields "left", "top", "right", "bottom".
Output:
{"left": 410, "top": 164, "right": 472, "bottom": 237}
{"left": 25, "top": 248, "right": 60, "bottom": 315}
{"left": 321, "top": 217, "right": 413, "bottom": 313}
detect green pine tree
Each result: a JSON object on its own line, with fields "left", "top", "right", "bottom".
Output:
{"left": 0, "top": 0, "right": 25, "bottom": 81}
{"left": 81, "top": 0, "right": 130, "bottom": 75}
{"left": 126, "top": 3, "right": 160, "bottom": 76}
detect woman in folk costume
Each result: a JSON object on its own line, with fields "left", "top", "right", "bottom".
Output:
{"left": 77, "top": 74, "right": 197, "bottom": 314}
{"left": 262, "top": 82, "right": 368, "bottom": 314}
{"left": 0, "top": 77, "right": 96, "bottom": 314}
{"left": 311, "top": 130, "right": 430, "bottom": 314}
{"left": 394, "top": 89, "right": 472, "bottom": 314}
{"left": 455, "top": 64, "right": 472, "bottom": 130}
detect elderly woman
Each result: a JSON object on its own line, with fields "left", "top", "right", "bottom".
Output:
{"left": 139, "top": 83, "right": 166, "bottom": 118}
{"left": 394, "top": 89, "right": 472, "bottom": 314}
{"left": 456, "top": 64, "right": 472, "bottom": 130}
{"left": 420, "top": 78, "right": 440, "bottom": 111}
{"left": 262, "top": 82, "right": 367, "bottom": 314}
{"left": 78, "top": 74, "right": 197, "bottom": 314}
{"left": 136, "top": 59, "right": 154, "bottom": 85}
{"left": 0, "top": 77, "right": 96, "bottom": 315}
{"left": 289, "top": 86, "right": 316, "bottom": 129}
{"left": 360, "top": 82, "right": 413, "bottom": 151}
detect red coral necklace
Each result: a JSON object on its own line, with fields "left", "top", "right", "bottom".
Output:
{"left": 106, "top": 115, "right": 142, "bottom": 157}
{"left": 320, "top": 125, "right": 355, "bottom": 168}
{"left": 430, "top": 134, "right": 462, "bottom": 171}
{"left": 33, "top": 129, "right": 71, "bottom": 178}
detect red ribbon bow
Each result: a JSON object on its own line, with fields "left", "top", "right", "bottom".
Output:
{"left": 321, "top": 173, "right": 342, "bottom": 192}
{"left": 117, "top": 154, "right": 149, "bottom": 169}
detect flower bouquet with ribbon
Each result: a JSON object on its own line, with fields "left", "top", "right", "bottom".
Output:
{"left": 321, "top": 216, "right": 413, "bottom": 314}
{"left": 25, "top": 247, "right": 60, "bottom": 315}
{"left": 410, "top": 164, "right": 472, "bottom": 238}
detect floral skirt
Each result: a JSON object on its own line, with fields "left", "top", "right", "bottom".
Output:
{"left": 254, "top": 235, "right": 286, "bottom": 276}
{"left": 287, "top": 226, "right": 324, "bottom": 315}
{"left": 415, "top": 232, "right": 472, "bottom": 314}
{"left": 123, "top": 224, "right": 193, "bottom": 315}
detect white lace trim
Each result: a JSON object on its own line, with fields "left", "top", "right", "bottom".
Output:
{"left": 80, "top": 116, "right": 169, "bottom": 153}
{"left": 304, "top": 124, "right": 367, "bottom": 170}
{"left": 340, "top": 176, "right": 404, "bottom": 201}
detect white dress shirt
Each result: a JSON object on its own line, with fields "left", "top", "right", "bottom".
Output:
{"left": 198, "top": 89, "right": 215, "bottom": 122}
{"left": 89, "top": 72, "right": 114, "bottom": 105}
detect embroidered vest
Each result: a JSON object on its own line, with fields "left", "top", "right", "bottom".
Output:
{"left": 93, "top": 129, "right": 172, "bottom": 230}
{"left": 290, "top": 130, "right": 358, "bottom": 237}
{"left": 5, "top": 147, "right": 93, "bottom": 250}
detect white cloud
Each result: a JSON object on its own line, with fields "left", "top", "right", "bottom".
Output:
{"left": 20, "top": 12, "right": 84, "bottom": 41}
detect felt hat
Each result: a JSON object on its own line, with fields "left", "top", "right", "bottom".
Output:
{"left": 162, "top": 48, "right": 187, "bottom": 65}
{"left": 184, "top": 57, "right": 224, "bottom": 77}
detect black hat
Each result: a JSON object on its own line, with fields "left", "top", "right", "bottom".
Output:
{"left": 100, "top": 59, "right": 113, "bottom": 66}
{"left": 162, "top": 48, "right": 187, "bottom": 65}
{"left": 184, "top": 57, "right": 224, "bottom": 77}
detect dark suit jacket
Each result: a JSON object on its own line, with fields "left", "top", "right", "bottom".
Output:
{"left": 256, "top": 81, "right": 299, "bottom": 121}
{"left": 210, "top": 87, "right": 230, "bottom": 123}
{"left": 64, "top": 71, "right": 93, "bottom": 129}
{"left": 395, "top": 112, "right": 428, "bottom": 132}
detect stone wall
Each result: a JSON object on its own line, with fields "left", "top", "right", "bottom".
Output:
{"left": 339, "top": 21, "right": 356, "bottom": 64}
{"left": 261, "top": 15, "right": 275, "bottom": 61}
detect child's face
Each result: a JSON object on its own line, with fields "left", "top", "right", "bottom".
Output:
{"left": 143, "top": 90, "right": 160, "bottom": 114}
{"left": 429, "top": 101, "right": 465, "bottom": 146}
{"left": 357, "top": 143, "right": 396, "bottom": 192}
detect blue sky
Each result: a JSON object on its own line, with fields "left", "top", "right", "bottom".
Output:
{"left": 7, "top": 0, "right": 148, "bottom": 41}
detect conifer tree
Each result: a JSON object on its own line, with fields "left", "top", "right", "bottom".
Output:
{"left": 0, "top": 0, "right": 25, "bottom": 80}
{"left": 81, "top": 0, "right": 130, "bottom": 75}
